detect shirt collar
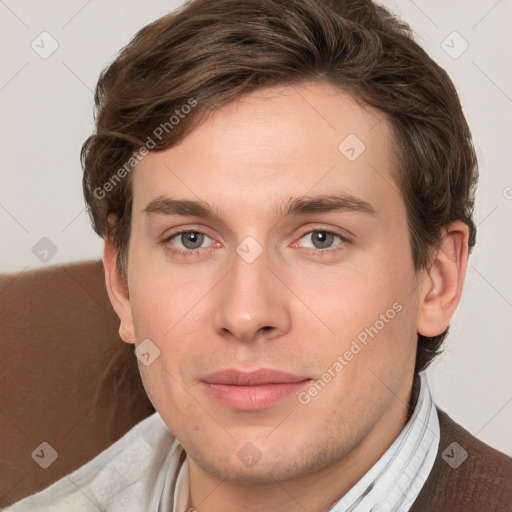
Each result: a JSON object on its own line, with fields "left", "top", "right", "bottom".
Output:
{"left": 326, "top": 371, "right": 440, "bottom": 511}
{"left": 163, "top": 372, "right": 439, "bottom": 512}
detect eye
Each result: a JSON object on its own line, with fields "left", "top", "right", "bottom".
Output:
{"left": 163, "top": 230, "right": 217, "bottom": 257}
{"left": 296, "top": 230, "right": 345, "bottom": 251}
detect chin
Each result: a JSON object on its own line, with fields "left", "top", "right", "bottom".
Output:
{"left": 184, "top": 431, "right": 353, "bottom": 484}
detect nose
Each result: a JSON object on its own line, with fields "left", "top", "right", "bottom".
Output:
{"left": 213, "top": 245, "right": 291, "bottom": 344}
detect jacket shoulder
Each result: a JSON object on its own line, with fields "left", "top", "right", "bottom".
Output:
{"left": 410, "top": 408, "right": 512, "bottom": 512}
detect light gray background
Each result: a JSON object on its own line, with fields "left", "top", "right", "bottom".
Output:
{"left": 1, "top": 0, "right": 511, "bottom": 455}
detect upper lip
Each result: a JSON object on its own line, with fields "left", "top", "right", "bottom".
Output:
{"left": 201, "top": 368, "right": 311, "bottom": 386}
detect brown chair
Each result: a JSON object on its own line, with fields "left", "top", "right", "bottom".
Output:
{"left": 0, "top": 260, "right": 155, "bottom": 507}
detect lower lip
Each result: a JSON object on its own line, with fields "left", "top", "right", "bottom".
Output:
{"left": 200, "top": 380, "right": 312, "bottom": 410}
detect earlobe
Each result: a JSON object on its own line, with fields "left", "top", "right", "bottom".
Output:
{"left": 416, "top": 221, "right": 469, "bottom": 337}
{"left": 103, "top": 237, "right": 136, "bottom": 344}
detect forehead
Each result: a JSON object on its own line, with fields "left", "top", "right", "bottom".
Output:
{"left": 132, "top": 82, "right": 401, "bottom": 222}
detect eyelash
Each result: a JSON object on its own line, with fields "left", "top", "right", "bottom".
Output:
{"left": 293, "top": 230, "right": 348, "bottom": 257}
{"left": 161, "top": 228, "right": 348, "bottom": 258}
{"left": 162, "top": 231, "right": 217, "bottom": 259}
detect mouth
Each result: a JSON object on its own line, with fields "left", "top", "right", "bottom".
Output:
{"left": 200, "top": 368, "right": 313, "bottom": 410}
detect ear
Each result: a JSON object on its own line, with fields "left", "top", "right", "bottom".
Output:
{"left": 416, "top": 221, "right": 469, "bottom": 337}
{"left": 103, "top": 237, "right": 136, "bottom": 344}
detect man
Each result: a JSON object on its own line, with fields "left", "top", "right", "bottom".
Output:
{"left": 4, "top": 0, "right": 511, "bottom": 510}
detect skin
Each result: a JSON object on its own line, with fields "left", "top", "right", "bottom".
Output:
{"left": 104, "top": 81, "right": 469, "bottom": 512}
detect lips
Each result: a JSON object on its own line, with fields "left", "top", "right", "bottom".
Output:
{"left": 202, "top": 368, "right": 309, "bottom": 386}
{"left": 200, "top": 368, "right": 312, "bottom": 410}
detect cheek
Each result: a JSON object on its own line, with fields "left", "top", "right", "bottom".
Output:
{"left": 128, "top": 279, "right": 205, "bottom": 427}
{"left": 292, "top": 257, "right": 413, "bottom": 340}
{"left": 289, "top": 241, "right": 419, "bottom": 382}
{"left": 128, "top": 250, "right": 211, "bottom": 341}
{"left": 127, "top": 259, "right": 218, "bottom": 394}
{"left": 293, "top": 282, "right": 418, "bottom": 428}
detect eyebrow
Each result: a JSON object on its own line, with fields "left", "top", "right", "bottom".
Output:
{"left": 143, "top": 193, "right": 376, "bottom": 219}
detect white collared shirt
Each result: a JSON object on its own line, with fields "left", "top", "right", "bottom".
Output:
{"left": 2, "top": 373, "right": 439, "bottom": 512}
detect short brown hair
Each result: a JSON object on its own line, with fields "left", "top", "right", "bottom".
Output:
{"left": 81, "top": 0, "right": 478, "bottom": 372}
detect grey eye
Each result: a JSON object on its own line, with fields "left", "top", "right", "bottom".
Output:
{"left": 308, "top": 231, "right": 336, "bottom": 249}
{"left": 180, "top": 231, "right": 205, "bottom": 249}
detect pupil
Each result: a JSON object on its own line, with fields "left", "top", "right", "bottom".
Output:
{"left": 182, "top": 231, "right": 203, "bottom": 249}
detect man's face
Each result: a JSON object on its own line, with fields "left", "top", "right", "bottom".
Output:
{"left": 125, "top": 82, "right": 422, "bottom": 482}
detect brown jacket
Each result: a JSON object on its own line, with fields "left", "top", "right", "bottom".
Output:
{"left": 410, "top": 408, "right": 512, "bottom": 511}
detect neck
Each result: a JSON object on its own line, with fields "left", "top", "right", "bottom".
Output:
{"left": 186, "top": 376, "right": 414, "bottom": 512}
